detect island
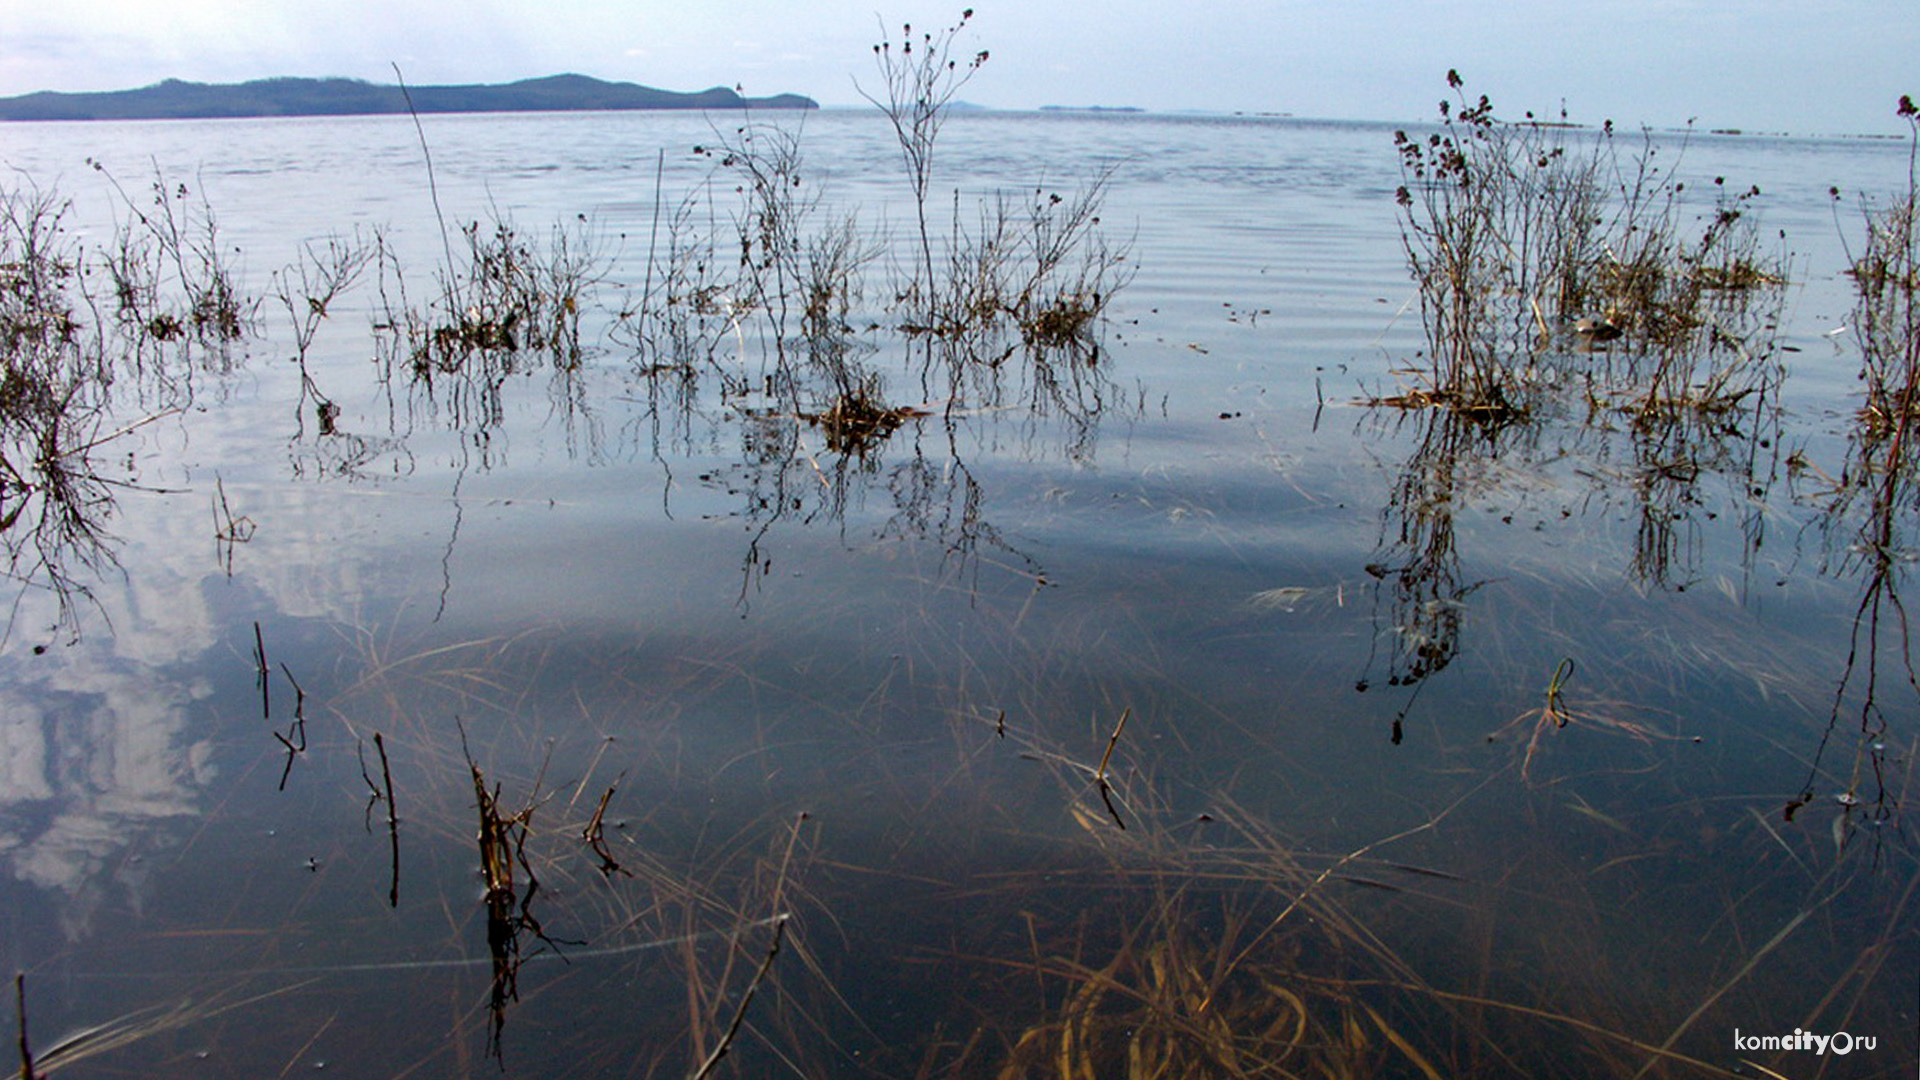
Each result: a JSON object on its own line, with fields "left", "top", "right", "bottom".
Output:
{"left": 0, "top": 73, "right": 817, "bottom": 122}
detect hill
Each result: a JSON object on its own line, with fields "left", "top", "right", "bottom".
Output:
{"left": 0, "top": 73, "right": 817, "bottom": 121}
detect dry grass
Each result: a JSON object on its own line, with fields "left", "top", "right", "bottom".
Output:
{"left": 1389, "top": 73, "right": 1786, "bottom": 425}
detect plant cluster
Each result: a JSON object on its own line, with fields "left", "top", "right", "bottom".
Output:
{"left": 1391, "top": 71, "right": 1785, "bottom": 423}
{"left": 0, "top": 173, "right": 239, "bottom": 640}
{"left": 401, "top": 215, "right": 603, "bottom": 375}
{"left": 1842, "top": 95, "right": 1920, "bottom": 439}
{"left": 614, "top": 11, "right": 1130, "bottom": 470}
{"left": 90, "top": 163, "right": 252, "bottom": 355}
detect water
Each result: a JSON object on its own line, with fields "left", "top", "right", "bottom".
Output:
{"left": 0, "top": 107, "right": 1915, "bottom": 1077}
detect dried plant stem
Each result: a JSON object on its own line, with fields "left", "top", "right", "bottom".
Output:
{"left": 371, "top": 732, "right": 399, "bottom": 907}
{"left": 688, "top": 914, "right": 789, "bottom": 1080}
{"left": 1094, "top": 706, "right": 1131, "bottom": 782}
{"left": 252, "top": 621, "right": 270, "bottom": 718}
{"left": 16, "top": 974, "right": 39, "bottom": 1080}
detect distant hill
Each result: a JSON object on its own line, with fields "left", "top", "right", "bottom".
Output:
{"left": 0, "top": 74, "right": 817, "bottom": 121}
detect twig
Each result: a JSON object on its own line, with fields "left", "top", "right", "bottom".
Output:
{"left": 252, "top": 622, "right": 270, "bottom": 720}
{"left": 374, "top": 733, "right": 399, "bottom": 908}
{"left": 391, "top": 64, "right": 458, "bottom": 298}
{"left": 641, "top": 148, "right": 664, "bottom": 316}
{"left": 688, "top": 914, "right": 789, "bottom": 1080}
{"left": 66, "top": 406, "right": 184, "bottom": 456}
{"left": 272, "top": 662, "right": 307, "bottom": 791}
{"left": 1094, "top": 707, "right": 1132, "bottom": 830}
{"left": 16, "top": 974, "right": 39, "bottom": 1080}
{"left": 581, "top": 777, "right": 632, "bottom": 879}
{"left": 1095, "top": 706, "right": 1131, "bottom": 782}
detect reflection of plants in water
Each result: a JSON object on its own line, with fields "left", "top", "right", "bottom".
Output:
{"left": 0, "top": 180, "right": 202, "bottom": 641}
{"left": 1360, "top": 377, "right": 1782, "bottom": 731}
{"left": 1611, "top": 386, "right": 1783, "bottom": 593}
{"left": 0, "top": 162, "right": 293, "bottom": 638}
{"left": 1359, "top": 409, "right": 1512, "bottom": 701}
{"left": 705, "top": 391, "right": 1112, "bottom": 605}
{"left": 371, "top": 214, "right": 610, "bottom": 464}
{"left": 1793, "top": 98, "right": 1920, "bottom": 828}
{"left": 1390, "top": 71, "right": 1786, "bottom": 421}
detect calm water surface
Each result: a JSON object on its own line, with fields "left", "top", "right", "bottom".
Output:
{"left": 0, "top": 109, "right": 1914, "bottom": 1077}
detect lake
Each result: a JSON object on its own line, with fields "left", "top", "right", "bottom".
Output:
{"left": 0, "top": 105, "right": 1914, "bottom": 1077}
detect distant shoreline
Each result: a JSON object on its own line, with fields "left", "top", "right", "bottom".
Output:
{"left": 0, "top": 73, "right": 817, "bottom": 122}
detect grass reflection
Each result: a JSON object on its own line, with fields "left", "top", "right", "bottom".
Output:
{"left": 1791, "top": 100, "right": 1920, "bottom": 833}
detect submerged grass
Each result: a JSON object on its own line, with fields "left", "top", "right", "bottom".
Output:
{"left": 29, "top": 537, "right": 1911, "bottom": 1079}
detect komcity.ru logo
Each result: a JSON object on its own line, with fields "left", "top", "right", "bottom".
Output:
{"left": 1733, "top": 1028, "right": 1877, "bottom": 1055}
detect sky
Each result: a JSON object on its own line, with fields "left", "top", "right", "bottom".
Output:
{"left": 1, "top": 0, "right": 1915, "bottom": 136}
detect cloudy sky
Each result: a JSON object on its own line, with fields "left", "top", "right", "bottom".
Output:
{"left": 1, "top": 0, "right": 1914, "bottom": 135}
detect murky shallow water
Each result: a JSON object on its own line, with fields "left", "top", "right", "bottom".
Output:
{"left": 1, "top": 108, "right": 1915, "bottom": 1077}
